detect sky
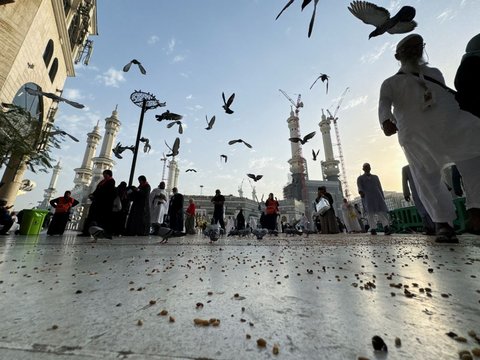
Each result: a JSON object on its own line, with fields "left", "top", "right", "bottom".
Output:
{"left": 13, "top": 0, "right": 480, "bottom": 210}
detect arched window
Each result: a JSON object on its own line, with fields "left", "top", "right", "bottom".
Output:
{"left": 43, "top": 40, "right": 54, "bottom": 67}
{"left": 48, "top": 58, "right": 58, "bottom": 83}
{"left": 12, "top": 83, "right": 44, "bottom": 122}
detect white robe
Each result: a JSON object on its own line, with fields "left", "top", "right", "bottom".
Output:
{"left": 341, "top": 203, "right": 362, "bottom": 233}
{"left": 149, "top": 188, "right": 168, "bottom": 224}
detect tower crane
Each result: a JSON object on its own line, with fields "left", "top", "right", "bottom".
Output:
{"left": 326, "top": 87, "right": 350, "bottom": 198}
{"left": 279, "top": 89, "right": 303, "bottom": 117}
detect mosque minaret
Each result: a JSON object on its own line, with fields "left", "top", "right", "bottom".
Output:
{"left": 89, "top": 107, "right": 121, "bottom": 191}
{"left": 286, "top": 109, "right": 308, "bottom": 200}
{"left": 319, "top": 112, "right": 340, "bottom": 182}
{"left": 39, "top": 160, "right": 62, "bottom": 209}
{"left": 166, "top": 158, "right": 178, "bottom": 194}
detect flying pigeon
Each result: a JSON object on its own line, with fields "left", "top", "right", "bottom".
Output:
{"left": 205, "top": 115, "right": 216, "bottom": 130}
{"left": 228, "top": 139, "right": 252, "bottom": 148}
{"left": 220, "top": 154, "right": 228, "bottom": 163}
{"left": 247, "top": 173, "right": 263, "bottom": 182}
{"left": 275, "top": 0, "right": 320, "bottom": 38}
{"left": 24, "top": 87, "right": 85, "bottom": 109}
{"left": 139, "top": 137, "right": 151, "bottom": 153}
{"left": 49, "top": 127, "right": 79, "bottom": 142}
{"left": 166, "top": 120, "right": 183, "bottom": 134}
{"left": 289, "top": 131, "right": 316, "bottom": 145}
{"left": 122, "top": 59, "right": 146, "bottom": 74}
{"left": 155, "top": 110, "right": 183, "bottom": 122}
{"left": 222, "top": 92, "right": 235, "bottom": 114}
{"left": 165, "top": 137, "right": 180, "bottom": 157}
{"left": 310, "top": 73, "right": 330, "bottom": 93}
{"left": 348, "top": 1, "right": 417, "bottom": 39}
{"left": 112, "top": 142, "right": 134, "bottom": 159}
{"left": 185, "top": 168, "right": 197, "bottom": 173}
{"left": 312, "top": 149, "right": 320, "bottom": 161}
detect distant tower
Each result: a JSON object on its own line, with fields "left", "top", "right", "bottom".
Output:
{"left": 166, "top": 158, "right": 178, "bottom": 194}
{"left": 174, "top": 166, "right": 180, "bottom": 189}
{"left": 73, "top": 122, "right": 102, "bottom": 198}
{"left": 319, "top": 112, "right": 340, "bottom": 182}
{"left": 39, "top": 160, "right": 61, "bottom": 209}
{"left": 287, "top": 109, "right": 308, "bottom": 200}
{"left": 89, "top": 107, "right": 121, "bottom": 190}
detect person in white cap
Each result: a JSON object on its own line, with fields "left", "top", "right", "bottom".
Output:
{"left": 379, "top": 33, "right": 480, "bottom": 242}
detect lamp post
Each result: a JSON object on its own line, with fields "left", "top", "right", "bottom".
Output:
{"left": 200, "top": 185, "right": 204, "bottom": 196}
{"left": 129, "top": 90, "right": 165, "bottom": 187}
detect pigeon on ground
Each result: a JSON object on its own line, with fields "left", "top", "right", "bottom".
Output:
{"left": 222, "top": 92, "right": 235, "bottom": 114}
{"left": 220, "top": 154, "right": 228, "bottom": 163}
{"left": 185, "top": 169, "right": 197, "bottom": 172}
{"left": 205, "top": 115, "right": 216, "bottom": 130}
{"left": 312, "top": 149, "right": 320, "bottom": 161}
{"left": 228, "top": 139, "right": 252, "bottom": 148}
{"left": 166, "top": 120, "right": 183, "bottom": 134}
{"left": 348, "top": 1, "right": 417, "bottom": 39}
{"left": 139, "top": 137, "right": 151, "bottom": 153}
{"left": 275, "top": 0, "right": 320, "bottom": 38}
{"left": 155, "top": 110, "right": 183, "bottom": 122}
{"left": 289, "top": 131, "right": 316, "bottom": 145}
{"left": 165, "top": 137, "right": 180, "bottom": 157}
{"left": 112, "top": 142, "right": 134, "bottom": 159}
{"left": 247, "top": 173, "right": 263, "bottom": 182}
{"left": 310, "top": 73, "right": 330, "bottom": 93}
{"left": 252, "top": 228, "right": 268, "bottom": 240}
{"left": 122, "top": 59, "right": 146, "bottom": 74}
{"left": 49, "top": 127, "right": 79, "bottom": 142}
{"left": 156, "top": 227, "right": 185, "bottom": 243}
{"left": 24, "top": 87, "right": 85, "bottom": 109}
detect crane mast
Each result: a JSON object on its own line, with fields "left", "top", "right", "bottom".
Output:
{"left": 327, "top": 87, "right": 350, "bottom": 199}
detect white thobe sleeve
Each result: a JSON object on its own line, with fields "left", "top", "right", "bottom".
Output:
{"left": 378, "top": 79, "right": 396, "bottom": 125}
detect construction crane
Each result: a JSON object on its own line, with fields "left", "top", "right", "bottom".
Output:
{"left": 326, "top": 87, "right": 350, "bottom": 199}
{"left": 279, "top": 89, "right": 303, "bottom": 117}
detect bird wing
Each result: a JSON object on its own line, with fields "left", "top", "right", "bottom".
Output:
{"left": 220, "top": 155, "right": 227, "bottom": 162}
{"left": 242, "top": 140, "right": 252, "bottom": 148}
{"left": 222, "top": 92, "right": 227, "bottom": 105}
{"left": 63, "top": 98, "right": 85, "bottom": 109}
{"left": 303, "top": 131, "right": 316, "bottom": 142}
{"left": 307, "top": 0, "right": 319, "bottom": 38}
{"left": 301, "top": 0, "right": 313, "bottom": 11}
{"left": 137, "top": 62, "right": 147, "bottom": 75}
{"left": 65, "top": 132, "right": 79, "bottom": 142}
{"left": 178, "top": 123, "right": 183, "bottom": 134}
{"left": 255, "top": 175, "right": 263, "bottom": 181}
{"left": 122, "top": 61, "right": 132, "bottom": 72}
{"left": 312, "top": 149, "right": 316, "bottom": 159}
{"left": 386, "top": 20, "right": 417, "bottom": 34}
{"left": 289, "top": 137, "right": 302, "bottom": 143}
{"left": 172, "top": 137, "right": 180, "bottom": 153}
{"left": 209, "top": 115, "right": 216, "bottom": 127}
{"left": 226, "top": 93, "right": 235, "bottom": 107}
{"left": 247, "top": 173, "right": 256, "bottom": 180}
{"left": 325, "top": 78, "right": 329, "bottom": 94}
{"left": 275, "top": 0, "right": 295, "bottom": 20}
{"left": 310, "top": 75, "right": 322, "bottom": 90}
{"left": 228, "top": 139, "right": 239, "bottom": 145}
{"left": 166, "top": 122, "right": 175, "bottom": 128}
{"left": 348, "top": 1, "right": 390, "bottom": 27}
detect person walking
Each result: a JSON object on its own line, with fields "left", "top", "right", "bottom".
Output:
{"left": 149, "top": 181, "right": 168, "bottom": 235}
{"left": 47, "top": 191, "right": 79, "bottom": 235}
{"left": 185, "top": 198, "right": 196, "bottom": 235}
{"left": 357, "top": 163, "right": 392, "bottom": 235}
{"left": 211, "top": 189, "right": 225, "bottom": 230}
{"left": 264, "top": 193, "right": 279, "bottom": 231}
{"left": 314, "top": 187, "right": 339, "bottom": 234}
{"left": 111, "top": 181, "right": 129, "bottom": 236}
{"left": 341, "top": 198, "right": 362, "bottom": 233}
{"left": 0, "top": 199, "right": 14, "bottom": 235}
{"left": 168, "top": 187, "right": 184, "bottom": 232}
{"left": 379, "top": 33, "right": 480, "bottom": 240}
{"left": 79, "top": 169, "right": 116, "bottom": 238}
{"left": 236, "top": 209, "right": 246, "bottom": 230}
{"left": 126, "top": 175, "right": 151, "bottom": 236}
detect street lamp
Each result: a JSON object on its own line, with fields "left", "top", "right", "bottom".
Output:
{"left": 200, "top": 185, "right": 204, "bottom": 196}
{"left": 128, "top": 90, "right": 165, "bottom": 186}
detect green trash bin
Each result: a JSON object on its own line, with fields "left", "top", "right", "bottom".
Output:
{"left": 19, "top": 209, "right": 49, "bottom": 235}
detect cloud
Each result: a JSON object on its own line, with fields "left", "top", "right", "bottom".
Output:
{"left": 148, "top": 35, "right": 160, "bottom": 44}
{"left": 186, "top": 94, "right": 193, "bottom": 100}
{"left": 96, "top": 68, "right": 126, "bottom": 87}
{"left": 172, "top": 55, "right": 186, "bottom": 63}
{"left": 343, "top": 95, "right": 368, "bottom": 110}
{"left": 180, "top": 72, "right": 189, "bottom": 78}
{"left": 63, "top": 88, "right": 84, "bottom": 100}
{"left": 436, "top": 9, "right": 456, "bottom": 23}
{"left": 167, "top": 38, "right": 176, "bottom": 54}
{"left": 360, "top": 42, "right": 391, "bottom": 64}
{"left": 249, "top": 157, "right": 274, "bottom": 169}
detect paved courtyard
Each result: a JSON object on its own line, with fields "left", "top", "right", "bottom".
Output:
{"left": 0, "top": 231, "right": 479, "bottom": 359}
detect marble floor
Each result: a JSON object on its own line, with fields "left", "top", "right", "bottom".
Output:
{"left": 0, "top": 231, "right": 479, "bottom": 359}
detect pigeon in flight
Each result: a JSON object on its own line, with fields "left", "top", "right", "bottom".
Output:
{"left": 166, "top": 120, "right": 183, "bottom": 134}
{"left": 275, "top": 0, "right": 320, "bottom": 38}
{"left": 228, "top": 139, "right": 252, "bottom": 148}
{"left": 24, "top": 87, "right": 85, "bottom": 109}
{"left": 247, "top": 173, "right": 263, "bottom": 182}
{"left": 220, "top": 154, "right": 228, "bottom": 163}
{"left": 122, "top": 59, "right": 146, "bottom": 75}
{"left": 289, "top": 131, "right": 316, "bottom": 145}
{"left": 112, "top": 142, "right": 134, "bottom": 159}
{"left": 312, "top": 149, "right": 320, "bottom": 161}
{"left": 139, "top": 137, "right": 151, "bottom": 153}
{"left": 222, "top": 92, "right": 235, "bottom": 114}
{"left": 49, "top": 127, "right": 79, "bottom": 142}
{"left": 310, "top": 73, "right": 330, "bottom": 93}
{"left": 205, "top": 115, "right": 216, "bottom": 130}
{"left": 155, "top": 110, "right": 183, "bottom": 122}
{"left": 185, "top": 168, "right": 197, "bottom": 173}
{"left": 348, "top": 1, "right": 417, "bottom": 39}
{"left": 165, "top": 137, "right": 180, "bottom": 157}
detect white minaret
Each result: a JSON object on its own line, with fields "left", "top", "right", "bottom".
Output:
{"left": 174, "top": 166, "right": 180, "bottom": 189}
{"left": 39, "top": 160, "right": 62, "bottom": 209}
{"left": 166, "top": 158, "right": 178, "bottom": 194}
{"left": 319, "top": 112, "right": 340, "bottom": 182}
{"left": 73, "top": 122, "right": 102, "bottom": 197}
{"left": 287, "top": 109, "right": 308, "bottom": 200}
{"left": 89, "top": 107, "right": 121, "bottom": 190}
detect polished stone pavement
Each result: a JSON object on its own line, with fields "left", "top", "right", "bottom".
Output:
{"left": 0, "top": 231, "right": 479, "bottom": 360}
